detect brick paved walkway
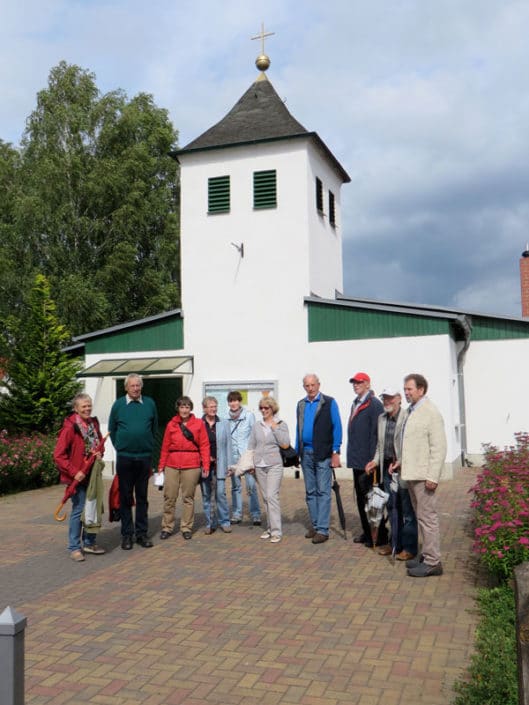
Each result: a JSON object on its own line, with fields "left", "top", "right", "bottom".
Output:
{"left": 1, "top": 468, "right": 483, "bottom": 705}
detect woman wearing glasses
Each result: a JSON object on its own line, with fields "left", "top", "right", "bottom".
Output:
{"left": 248, "top": 397, "right": 291, "bottom": 543}
{"left": 158, "top": 396, "right": 210, "bottom": 540}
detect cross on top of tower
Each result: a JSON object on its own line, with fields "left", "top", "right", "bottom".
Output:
{"left": 251, "top": 21, "right": 275, "bottom": 73}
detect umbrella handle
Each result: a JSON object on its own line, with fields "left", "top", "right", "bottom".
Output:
{"left": 54, "top": 502, "right": 67, "bottom": 522}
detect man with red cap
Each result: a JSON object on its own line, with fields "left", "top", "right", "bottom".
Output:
{"left": 346, "top": 372, "right": 385, "bottom": 547}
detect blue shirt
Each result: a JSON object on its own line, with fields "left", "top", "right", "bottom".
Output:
{"left": 302, "top": 393, "right": 342, "bottom": 452}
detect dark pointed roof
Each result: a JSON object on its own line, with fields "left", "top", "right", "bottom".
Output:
{"left": 174, "top": 75, "right": 350, "bottom": 183}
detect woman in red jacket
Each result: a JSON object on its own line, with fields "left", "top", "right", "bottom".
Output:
{"left": 159, "top": 396, "right": 210, "bottom": 540}
{"left": 54, "top": 393, "right": 106, "bottom": 562}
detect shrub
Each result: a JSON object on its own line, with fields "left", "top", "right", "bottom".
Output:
{"left": 470, "top": 432, "right": 529, "bottom": 580}
{"left": 0, "top": 429, "right": 58, "bottom": 495}
{"left": 453, "top": 585, "right": 517, "bottom": 705}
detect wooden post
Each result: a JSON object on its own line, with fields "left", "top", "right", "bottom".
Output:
{"left": 0, "top": 606, "right": 27, "bottom": 705}
{"left": 515, "top": 563, "right": 529, "bottom": 705}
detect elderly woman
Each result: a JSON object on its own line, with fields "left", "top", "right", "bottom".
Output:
{"left": 54, "top": 393, "right": 106, "bottom": 562}
{"left": 248, "top": 397, "right": 290, "bottom": 543}
{"left": 158, "top": 396, "right": 210, "bottom": 540}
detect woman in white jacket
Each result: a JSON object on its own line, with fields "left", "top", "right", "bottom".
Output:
{"left": 248, "top": 397, "right": 290, "bottom": 543}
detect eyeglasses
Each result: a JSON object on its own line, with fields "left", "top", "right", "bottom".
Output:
{"left": 259, "top": 406, "right": 271, "bottom": 411}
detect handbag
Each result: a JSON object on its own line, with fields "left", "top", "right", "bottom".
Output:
{"left": 280, "top": 445, "right": 300, "bottom": 468}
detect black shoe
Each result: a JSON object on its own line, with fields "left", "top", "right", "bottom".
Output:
{"left": 160, "top": 531, "right": 172, "bottom": 540}
{"left": 182, "top": 531, "right": 192, "bottom": 540}
{"left": 136, "top": 535, "right": 153, "bottom": 548}
{"left": 231, "top": 518, "right": 242, "bottom": 525}
{"left": 121, "top": 536, "right": 133, "bottom": 550}
{"left": 253, "top": 520, "right": 262, "bottom": 526}
{"left": 353, "top": 534, "right": 366, "bottom": 543}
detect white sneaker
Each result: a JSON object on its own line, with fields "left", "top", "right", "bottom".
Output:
{"left": 270, "top": 535, "right": 282, "bottom": 543}
{"left": 260, "top": 530, "right": 271, "bottom": 540}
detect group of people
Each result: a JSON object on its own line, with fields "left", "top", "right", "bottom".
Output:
{"left": 54, "top": 370, "right": 447, "bottom": 578}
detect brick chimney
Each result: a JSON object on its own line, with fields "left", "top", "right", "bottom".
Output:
{"left": 520, "top": 246, "right": 529, "bottom": 317}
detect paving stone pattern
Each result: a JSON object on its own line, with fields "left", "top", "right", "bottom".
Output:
{"left": 0, "top": 469, "right": 483, "bottom": 705}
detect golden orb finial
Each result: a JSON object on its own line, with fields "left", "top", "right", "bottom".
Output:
{"left": 255, "top": 54, "right": 271, "bottom": 72}
{"left": 251, "top": 22, "right": 274, "bottom": 74}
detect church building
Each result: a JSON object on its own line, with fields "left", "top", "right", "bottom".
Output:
{"left": 74, "top": 47, "right": 529, "bottom": 474}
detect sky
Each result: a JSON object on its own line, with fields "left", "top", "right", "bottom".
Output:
{"left": 2, "top": 0, "right": 529, "bottom": 317}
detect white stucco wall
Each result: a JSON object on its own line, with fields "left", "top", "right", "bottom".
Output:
{"left": 464, "top": 338, "right": 529, "bottom": 456}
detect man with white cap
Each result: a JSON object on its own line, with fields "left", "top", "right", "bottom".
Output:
{"left": 346, "top": 372, "right": 384, "bottom": 547}
{"left": 365, "top": 386, "right": 417, "bottom": 560}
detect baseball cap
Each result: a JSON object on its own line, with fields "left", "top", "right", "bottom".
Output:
{"left": 380, "top": 386, "right": 400, "bottom": 397}
{"left": 349, "top": 372, "right": 370, "bottom": 383}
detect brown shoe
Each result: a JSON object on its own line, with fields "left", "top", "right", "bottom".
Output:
{"left": 377, "top": 545, "right": 392, "bottom": 556}
{"left": 396, "top": 551, "right": 415, "bottom": 561}
{"left": 70, "top": 550, "right": 85, "bottom": 562}
{"left": 305, "top": 528, "right": 316, "bottom": 539}
{"left": 204, "top": 528, "right": 216, "bottom": 535}
{"left": 311, "top": 533, "right": 329, "bottom": 544}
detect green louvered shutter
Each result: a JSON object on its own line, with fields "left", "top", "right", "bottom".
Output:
{"left": 208, "top": 175, "right": 230, "bottom": 213}
{"left": 253, "top": 170, "right": 277, "bottom": 209}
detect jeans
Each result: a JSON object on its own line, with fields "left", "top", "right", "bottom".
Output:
{"left": 117, "top": 455, "right": 151, "bottom": 538}
{"left": 230, "top": 472, "right": 261, "bottom": 521}
{"left": 68, "top": 484, "right": 96, "bottom": 552}
{"left": 301, "top": 449, "right": 331, "bottom": 536}
{"left": 383, "top": 470, "right": 418, "bottom": 555}
{"left": 201, "top": 473, "right": 230, "bottom": 529}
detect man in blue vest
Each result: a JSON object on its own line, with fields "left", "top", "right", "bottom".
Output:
{"left": 296, "top": 373, "right": 342, "bottom": 544}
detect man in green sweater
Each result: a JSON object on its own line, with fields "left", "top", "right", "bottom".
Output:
{"left": 109, "top": 373, "right": 158, "bottom": 550}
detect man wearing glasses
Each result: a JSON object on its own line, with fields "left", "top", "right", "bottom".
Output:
{"left": 296, "top": 374, "right": 342, "bottom": 544}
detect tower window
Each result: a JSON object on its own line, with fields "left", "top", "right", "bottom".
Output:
{"left": 316, "top": 177, "right": 323, "bottom": 213}
{"left": 208, "top": 175, "right": 230, "bottom": 213}
{"left": 329, "top": 191, "right": 336, "bottom": 227}
{"left": 253, "top": 170, "right": 277, "bottom": 209}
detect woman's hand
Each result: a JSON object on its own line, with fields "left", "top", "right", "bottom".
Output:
{"left": 74, "top": 471, "right": 86, "bottom": 482}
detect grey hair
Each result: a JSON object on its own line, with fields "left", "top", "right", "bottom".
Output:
{"left": 72, "top": 392, "right": 92, "bottom": 410}
{"left": 302, "top": 373, "right": 320, "bottom": 385}
{"left": 124, "top": 373, "right": 143, "bottom": 390}
{"left": 202, "top": 396, "right": 218, "bottom": 407}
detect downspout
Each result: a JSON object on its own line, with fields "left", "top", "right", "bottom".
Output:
{"left": 455, "top": 314, "right": 472, "bottom": 466}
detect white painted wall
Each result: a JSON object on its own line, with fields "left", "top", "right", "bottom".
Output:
{"left": 464, "top": 338, "right": 529, "bottom": 455}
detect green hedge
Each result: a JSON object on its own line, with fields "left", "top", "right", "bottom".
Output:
{"left": 453, "top": 585, "right": 517, "bottom": 705}
{"left": 0, "top": 430, "right": 58, "bottom": 495}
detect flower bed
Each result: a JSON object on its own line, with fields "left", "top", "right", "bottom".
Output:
{"left": 470, "top": 432, "right": 529, "bottom": 580}
{"left": 0, "top": 429, "right": 58, "bottom": 495}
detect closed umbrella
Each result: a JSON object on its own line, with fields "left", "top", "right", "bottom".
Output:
{"left": 332, "top": 469, "right": 347, "bottom": 539}
{"left": 364, "top": 468, "right": 389, "bottom": 548}
{"left": 388, "top": 471, "right": 400, "bottom": 562}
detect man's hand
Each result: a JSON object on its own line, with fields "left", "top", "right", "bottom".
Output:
{"left": 388, "top": 460, "right": 400, "bottom": 475}
{"left": 331, "top": 452, "right": 341, "bottom": 468}
{"left": 365, "top": 460, "right": 376, "bottom": 475}
{"left": 425, "top": 480, "right": 438, "bottom": 492}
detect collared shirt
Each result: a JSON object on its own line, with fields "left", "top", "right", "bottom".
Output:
{"left": 302, "top": 393, "right": 342, "bottom": 453}
{"left": 126, "top": 394, "right": 143, "bottom": 404}
{"left": 383, "top": 409, "right": 400, "bottom": 462}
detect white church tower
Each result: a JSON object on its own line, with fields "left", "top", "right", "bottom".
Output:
{"left": 174, "top": 38, "right": 350, "bottom": 404}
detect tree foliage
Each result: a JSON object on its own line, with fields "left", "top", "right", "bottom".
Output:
{"left": 0, "top": 274, "right": 82, "bottom": 432}
{"left": 0, "top": 61, "right": 180, "bottom": 336}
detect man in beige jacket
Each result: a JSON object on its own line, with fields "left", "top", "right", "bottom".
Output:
{"left": 401, "top": 373, "right": 447, "bottom": 577}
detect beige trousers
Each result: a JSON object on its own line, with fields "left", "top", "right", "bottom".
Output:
{"left": 407, "top": 480, "right": 441, "bottom": 565}
{"left": 255, "top": 464, "right": 284, "bottom": 538}
{"left": 162, "top": 466, "right": 201, "bottom": 533}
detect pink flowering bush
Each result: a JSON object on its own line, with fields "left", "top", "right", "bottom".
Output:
{"left": 470, "top": 432, "right": 529, "bottom": 580}
{"left": 0, "top": 429, "right": 58, "bottom": 495}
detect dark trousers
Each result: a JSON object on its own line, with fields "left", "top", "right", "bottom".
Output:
{"left": 353, "top": 467, "right": 388, "bottom": 546}
{"left": 117, "top": 455, "right": 151, "bottom": 538}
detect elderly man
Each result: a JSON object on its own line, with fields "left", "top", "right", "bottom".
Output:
{"left": 365, "top": 387, "right": 417, "bottom": 560}
{"left": 109, "top": 373, "right": 158, "bottom": 550}
{"left": 296, "top": 373, "right": 342, "bottom": 544}
{"left": 401, "top": 373, "right": 447, "bottom": 577}
{"left": 347, "top": 372, "right": 384, "bottom": 547}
